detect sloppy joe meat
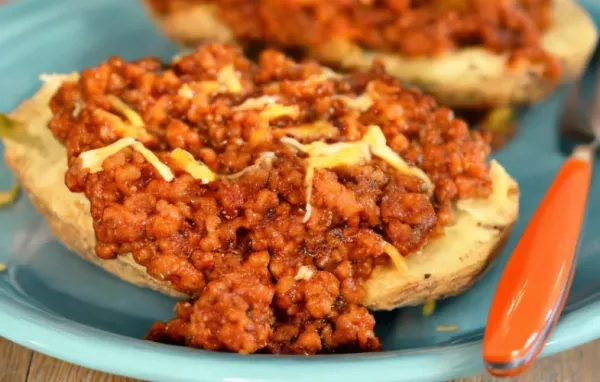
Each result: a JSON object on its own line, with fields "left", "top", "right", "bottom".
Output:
{"left": 48, "top": 43, "right": 493, "bottom": 354}
{"left": 148, "top": 0, "right": 560, "bottom": 79}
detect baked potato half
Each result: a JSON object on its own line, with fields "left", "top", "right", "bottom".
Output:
{"left": 3, "top": 74, "right": 518, "bottom": 311}
{"left": 142, "top": 0, "right": 598, "bottom": 108}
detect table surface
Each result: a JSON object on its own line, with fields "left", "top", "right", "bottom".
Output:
{"left": 1, "top": 336, "right": 598, "bottom": 382}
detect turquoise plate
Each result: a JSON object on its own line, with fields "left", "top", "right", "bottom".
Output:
{"left": 1, "top": 1, "right": 599, "bottom": 381}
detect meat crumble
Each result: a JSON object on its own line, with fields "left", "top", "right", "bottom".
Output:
{"left": 148, "top": 0, "right": 561, "bottom": 79}
{"left": 48, "top": 43, "right": 493, "bottom": 354}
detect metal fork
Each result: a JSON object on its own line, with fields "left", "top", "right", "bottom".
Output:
{"left": 482, "top": 60, "right": 599, "bottom": 377}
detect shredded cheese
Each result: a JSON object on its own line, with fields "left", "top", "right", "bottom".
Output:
{"left": 335, "top": 82, "right": 378, "bottom": 112}
{"left": 93, "top": 109, "right": 152, "bottom": 142}
{"left": 362, "top": 126, "right": 433, "bottom": 192}
{"left": 0, "top": 183, "right": 20, "bottom": 207}
{"left": 95, "top": 97, "right": 152, "bottom": 142}
{"left": 177, "top": 65, "right": 243, "bottom": 99}
{"left": 106, "top": 95, "right": 144, "bottom": 127}
{"left": 178, "top": 84, "right": 195, "bottom": 99}
{"left": 217, "top": 64, "right": 243, "bottom": 94}
{"left": 383, "top": 242, "right": 409, "bottom": 274}
{"left": 260, "top": 104, "right": 300, "bottom": 121}
{"left": 277, "top": 120, "right": 339, "bottom": 141}
{"left": 235, "top": 96, "right": 279, "bottom": 110}
{"left": 436, "top": 325, "right": 459, "bottom": 332}
{"left": 337, "top": 93, "right": 374, "bottom": 112}
{"left": 423, "top": 300, "right": 436, "bottom": 317}
{"left": 281, "top": 124, "right": 433, "bottom": 224}
{"left": 170, "top": 149, "right": 216, "bottom": 184}
{"left": 169, "top": 149, "right": 276, "bottom": 183}
{"left": 224, "top": 152, "right": 276, "bottom": 180}
{"left": 281, "top": 124, "right": 433, "bottom": 273}
{"left": 78, "top": 137, "right": 174, "bottom": 181}
{"left": 281, "top": 136, "right": 371, "bottom": 223}
{"left": 294, "top": 266, "right": 315, "bottom": 281}
{"left": 241, "top": 100, "right": 301, "bottom": 146}
{"left": 321, "top": 67, "right": 343, "bottom": 79}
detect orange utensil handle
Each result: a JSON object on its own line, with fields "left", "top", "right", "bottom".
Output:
{"left": 483, "top": 155, "right": 592, "bottom": 377}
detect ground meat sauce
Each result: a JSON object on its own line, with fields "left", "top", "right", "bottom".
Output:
{"left": 150, "top": 0, "right": 561, "bottom": 80}
{"left": 48, "top": 44, "right": 493, "bottom": 354}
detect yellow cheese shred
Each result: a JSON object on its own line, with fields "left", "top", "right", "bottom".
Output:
{"left": 170, "top": 149, "right": 217, "bottom": 184}
{"left": 78, "top": 137, "right": 174, "bottom": 181}
{"left": 170, "top": 149, "right": 276, "bottom": 183}
{"left": 0, "top": 113, "right": 45, "bottom": 151}
{"left": 79, "top": 138, "right": 276, "bottom": 185}
{"left": 177, "top": 65, "right": 243, "bottom": 99}
{"left": 259, "top": 104, "right": 300, "bottom": 121}
{"left": 281, "top": 124, "right": 433, "bottom": 223}
{"left": 236, "top": 99, "right": 301, "bottom": 146}
{"left": 337, "top": 93, "right": 374, "bottom": 112}
{"left": 217, "top": 64, "right": 243, "bottom": 94}
{"left": 106, "top": 95, "right": 144, "bottom": 127}
{"left": 277, "top": 120, "right": 339, "bottom": 141}
{"left": 93, "top": 109, "right": 153, "bottom": 142}
{"left": 436, "top": 325, "right": 459, "bottom": 332}
{"left": 423, "top": 300, "right": 436, "bottom": 317}
{"left": 362, "top": 126, "right": 433, "bottom": 193}
{"left": 383, "top": 242, "right": 409, "bottom": 274}
{"left": 235, "top": 96, "right": 278, "bottom": 110}
{"left": 281, "top": 124, "right": 433, "bottom": 273}
{"left": 0, "top": 183, "right": 20, "bottom": 207}
{"left": 282, "top": 137, "right": 373, "bottom": 220}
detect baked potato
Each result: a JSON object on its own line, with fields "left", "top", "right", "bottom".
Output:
{"left": 142, "top": 0, "right": 598, "bottom": 108}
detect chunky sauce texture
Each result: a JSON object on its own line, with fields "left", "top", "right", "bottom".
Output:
{"left": 149, "top": 0, "right": 560, "bottom": 79}
{"left": 48, "top": 44, "right": 492, "bottom": 354}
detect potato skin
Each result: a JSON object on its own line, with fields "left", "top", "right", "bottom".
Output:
{"left": 3, "top": 74, "right": 518, "bottom": 311}
{"left": 4, "top": 75, "right": 185, "bottom": 300}
{"left": 142, "top": 0, "right": 598, "bottom": 109}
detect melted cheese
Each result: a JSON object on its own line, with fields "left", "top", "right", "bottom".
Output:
{"left": 321, "top": 67, "right": 343, "bottom": 79}
{"left": 337, "top": 93, "right": 374, "bottom": 112}
{"left": 178, "top": 84, "right": 195, "bottom": 99}
{"left": 362, "top": 126, "right": 433, "bottom": 192}
{"left": 170, "top": 148, "right": 216, "bottom": 184}
{"left": 383, "top": 242, "right": 409, "bottom": 274}
{"left": 235, "top": 96, "right": 279, "bottom": 110}
{"left": 78, "top": 137, "right": 175, "bottom": 181}
{"left": 169, "top": 149, "right": 276, "bottom": 184}
{"left": 281, "top": 136, "right": 372, "bottom": 223}
{"left": 217, "top": 64, "right": 243, "bottom": 94}
{"left": 281, "top": 124, "right": 433, "bottom": 223}
{"left": 98, "top": 96, "right": 152, "bottom": 142}
{"left": 259, "top": 104, "right": 300, "bottom": 121}
{"left": 335, "top": 83, "right": 377, "bottom": 112}
{"left": 278, "top": 120, "right": 339, "bottom": 141}
{"left": 93, "top": 109, "right": 152, "bottom": 142}
{"left": 0, "top": 183, "right": 20, "bottom": 207}
{"left": 281, "top": 124, "right": 433, "bottom": 273}
{"left": 224, "top": 152, "right": 276, "bottom": 180}
{"left": 237, "top": 98, "right": 300, "bottom": 146}
{"left": 423, "top": 300, "right": 436, "bottom": 317}
{"left": 106, "top": 95, "right": 144, "bottom": 127}
{"left": 177, "top": 65, "right": 243, "bottom": 99}
{"left": 294, "top": 265, "right": 315, "bottom": 281}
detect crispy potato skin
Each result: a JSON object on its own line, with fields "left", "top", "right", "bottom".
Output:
{"left": 3, "top": 74, "right": 518, "bottom": 310}
{"left": 142, "top": 0, "right": 598, "bottom": 108}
